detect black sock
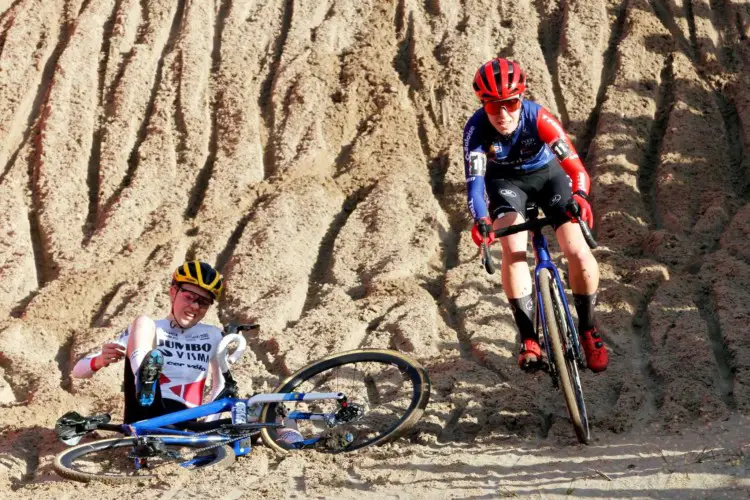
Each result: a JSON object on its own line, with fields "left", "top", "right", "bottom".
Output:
{"left": 573, "top": 292, "right": 597, "bottom": 332}
{"left": 509, "top": 295, "right": 536, "bottom": 342}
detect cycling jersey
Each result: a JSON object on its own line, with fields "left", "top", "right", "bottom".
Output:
{"left": 72, "top": 318, "right": 225, "bottom": 408}
{"left": 463, "top": 100, "right": 590, "bottom": 221}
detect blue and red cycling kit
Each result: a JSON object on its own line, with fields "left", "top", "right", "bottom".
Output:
{"left": 462, "top": 100, "right": 590, "bottom": 222}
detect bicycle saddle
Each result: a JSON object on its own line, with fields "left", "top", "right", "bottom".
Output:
{"left": 55, "top": 411, "right": 111, "bottom": 445}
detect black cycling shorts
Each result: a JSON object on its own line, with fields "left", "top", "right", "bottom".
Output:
{"left": 486, "top": 158, "right": 573, "bottom": 228}
{"left": 123, "top": 357, "right": 188, "bottom": 424}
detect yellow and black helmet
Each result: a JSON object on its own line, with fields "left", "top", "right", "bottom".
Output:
{"left": 172, "top": 261, "right": 224, "bottom": 300}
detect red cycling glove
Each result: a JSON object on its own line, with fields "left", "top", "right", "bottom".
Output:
{"left": 570, "top": 191, "right": 594, "bottom": 228}
{"left": 471, "top": 217, "right": 496, "bottom": 247}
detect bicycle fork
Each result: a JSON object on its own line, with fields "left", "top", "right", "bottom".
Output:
{"left": 531, "top": 231, "right": 586, "bottom": 379}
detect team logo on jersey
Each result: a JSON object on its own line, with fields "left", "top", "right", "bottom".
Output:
{"left": 522, "top": 138, "right": 534, "bottom": 146}
{"left": 500, "top": 189, "right": 518, "bottom": 198}
{"left": 158, "top": 339, "right": 212, "bottom": 364}
{"left": 468, "top": 199, "right": 478, "bottom": 219}
{"left": 542, "top": 114, "right": 565, "bottom": 136}
{"left": 464, "top": 126, "right": 475, "bottom": 160}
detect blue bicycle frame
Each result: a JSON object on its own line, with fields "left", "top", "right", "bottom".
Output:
{"left": 481, "top": 202, "right": 596, "bottom": 375}
{"left": 120, "top": 391, "right": 346, "bottom": 458}
{"left": 480, "top": 202, "right": 597, "bottom": 443}
{"left": 530, "top": 227, "right": 585, "bottom": 376}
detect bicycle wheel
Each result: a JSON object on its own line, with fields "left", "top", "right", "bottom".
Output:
{"left": 53, "top": 435, "right": 234, "bottom": 483}
{"left": 539, "top": 269, "right": 590, "bottom": 444}
{"left": 260, "top": 349, "right": 430, "bottom": 453}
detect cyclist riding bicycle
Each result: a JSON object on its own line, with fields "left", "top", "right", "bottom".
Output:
{"left": 464, "top": 57, "right": 609, "bottom": 373}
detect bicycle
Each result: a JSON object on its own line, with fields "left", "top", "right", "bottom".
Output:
{"left": 53, "top": 324, "right": 431, "bottom": 483}
{"left": 479, "top": 200, "right": 597, "bottom": 444}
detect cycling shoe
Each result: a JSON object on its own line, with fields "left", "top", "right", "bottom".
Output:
{"left": 136, "top": 350, "right": 163, "bottom": 407}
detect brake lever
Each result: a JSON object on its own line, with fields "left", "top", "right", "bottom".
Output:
{"left": 223, "top": 323, "right": 260, "bottom": 336}
{"left": 481, "top": 240, "right": 496, "bottom": 274}
{"left": 477, "top": 220, "right": 496, "bottom": 275}
{"left": 217, "top": 333, "right": 247, "bottom": 373}
{"left": 566, "top": 200, "right": 598, "bottom": 249}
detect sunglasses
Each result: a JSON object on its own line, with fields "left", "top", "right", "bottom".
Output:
{"left": 177, "top": 286, "right": 214, "bottom": 308}
{"left": 484, "top": 97, "right": 522, "bottom": 115}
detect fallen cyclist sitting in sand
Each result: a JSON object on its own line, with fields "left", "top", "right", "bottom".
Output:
{"left": 71, "top": 260, "right": 303, "bottom": 444}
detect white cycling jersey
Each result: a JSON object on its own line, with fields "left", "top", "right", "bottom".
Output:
{"left": 72, "top": 318, "right": 225, "bottom": 407}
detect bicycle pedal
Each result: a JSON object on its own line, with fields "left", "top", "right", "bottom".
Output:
{"left": 131, "top": 444, "right": 158, "bottom": 458}
{"left": 520, "top": 358, "right": 549, "bottom": 373}
{"left": 520, "top": 364, "right": 542, "bottom": 374}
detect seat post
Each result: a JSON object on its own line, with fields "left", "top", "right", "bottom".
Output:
{"left": 525, "top": 202, "right": 539, "bottom": 221}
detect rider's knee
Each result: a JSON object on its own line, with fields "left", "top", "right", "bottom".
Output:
{"left": 131, "top": 315, "right": 156, "bottom": 334}
{"left": 565, "top": 244, "right": 596, "bottom": 265}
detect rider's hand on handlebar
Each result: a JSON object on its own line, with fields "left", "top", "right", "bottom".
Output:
{"left": 471, "top": 217, "right": 496, "bottom": 247}
{"left": 569, "top": 191, "right": 594, "bottom": 229}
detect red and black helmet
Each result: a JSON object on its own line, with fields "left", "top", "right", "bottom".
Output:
{"left": 472, "top": 58, "right": 526, "bottom": 102}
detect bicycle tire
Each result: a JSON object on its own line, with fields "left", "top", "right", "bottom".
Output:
{"left": 549, "top": 274, "right": 591, "bottom": 443}
{"left": 53, "top": 435, "right": 234, "bottom": 483}
{"left": 260, "top": 349, "right": 430, "bottom": 453}
{"left": 539, "top": 269, "right": 590, "bottom": 444}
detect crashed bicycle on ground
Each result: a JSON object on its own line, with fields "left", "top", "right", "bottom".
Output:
{"left": 54, "top": 324, "right": 431, "bottom": 483}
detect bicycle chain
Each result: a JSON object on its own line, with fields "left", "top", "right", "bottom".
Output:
{"left": 148, "top": 426, "right": 256, "bottom": 463}
{"left": 190, "top": 428, "right": 255, "bottom": 458}
{"left": 175, "top": 406, "right": 278, "bottom": 459}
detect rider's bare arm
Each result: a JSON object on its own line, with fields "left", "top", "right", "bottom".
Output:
{"left": 71, "top": 338, "right": 127, "bottom": 378}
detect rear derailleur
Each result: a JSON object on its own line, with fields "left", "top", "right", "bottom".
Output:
{"left": 329, "top": 398, "right": 365, "bottom": 426}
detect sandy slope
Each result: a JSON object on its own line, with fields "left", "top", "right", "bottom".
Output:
{"left": 1, "top": 0, "right": 750, "bottom": 497}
